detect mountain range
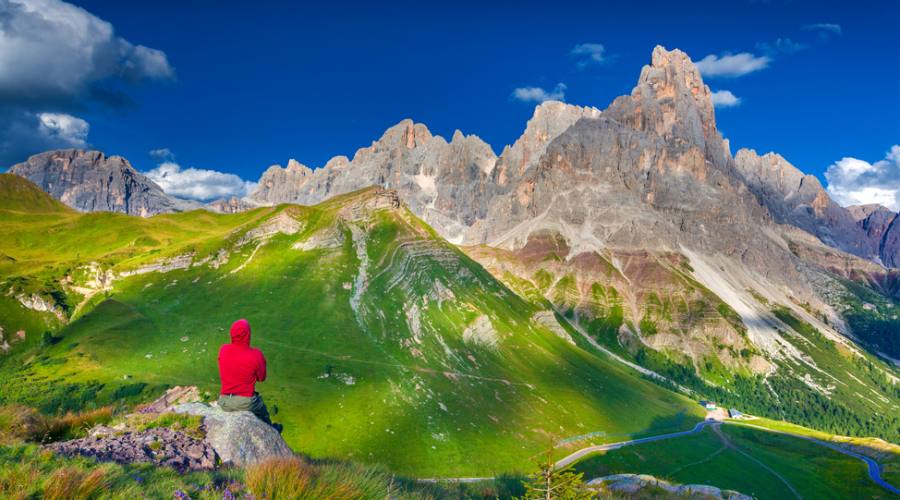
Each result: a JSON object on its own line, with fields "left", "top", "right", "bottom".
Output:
{"left": 2, "top": 46, "right": 899, "bottom": 474}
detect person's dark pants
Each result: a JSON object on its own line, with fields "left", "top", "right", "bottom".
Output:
{"left": 218, "top": 392, "right": 272, "bottom": 425}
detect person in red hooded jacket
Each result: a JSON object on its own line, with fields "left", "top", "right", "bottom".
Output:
{"left": 217, "top": 319, "right": 272, "bottom": 425}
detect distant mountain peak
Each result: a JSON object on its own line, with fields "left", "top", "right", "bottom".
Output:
{"left": 372, "top": 119, "right": 433, "bottom": 151}
{"left": 8, "top": 149, "right": 196, "bottom": 216}
{"left": 606, "top": 46, "right": 723, "bottom": 166}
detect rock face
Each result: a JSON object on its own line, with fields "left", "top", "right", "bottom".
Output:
{"left": 847, "top": 204, "right": 900, "bottom": 268}
{"left": 8, "top": 149, "right": 197, "bottom": 216}
{"left": 174, "top": 402, "right": 293, "bottom": 467}
{"left": 734, "top": 149, "right": 876, "bottom": 260}
{"left": 49, "top": 426, "right": 217, "bottom": 472}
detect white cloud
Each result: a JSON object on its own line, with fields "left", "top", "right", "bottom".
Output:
{"left": 803, "top": 23, "right": 842, "bottom": 37}
{"left": 512, "top": 83, "right": 566, "bottom": 103}
{"left": 710, "top": 90, "right": 741, "bottom": 108}
{"left": 1, "top": 110, "right": 91, "bottom": 167}
{"left": 825, "top": 146, "right": 900, "bottom": 211}
{"left": 36, "top": 112, "right": 89, "bottom": 146}
{"left": 149, "top": 148, "right": 174, "bottom": 161}
{"left": 0, "top": 0, "right": 174, "bottom": 101}
{"left": 695, "top": 52, "right": 771, "bottom": 78}
{"left": 144, "top": 162, "right": 257, "bottom": 202}
{"left": 756, "top": 38, "right": 807, "bottom": 56}
{"left": 0, "top": 0, "right": 174, "bottom": 166}
{"left": 571, "top": 43, "right": 606, "bottom": 67}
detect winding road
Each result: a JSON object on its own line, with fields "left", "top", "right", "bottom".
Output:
{"left": 423, "top": 417, "right": 900, "bottom": 496}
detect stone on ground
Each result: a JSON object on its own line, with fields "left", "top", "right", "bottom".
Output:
{"left": 174, "top": 402, "right": 293, "bottom": 467}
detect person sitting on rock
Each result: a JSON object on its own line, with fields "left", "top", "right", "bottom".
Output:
{"left": 218, "top": 319, "right": 273, "bottom": 426}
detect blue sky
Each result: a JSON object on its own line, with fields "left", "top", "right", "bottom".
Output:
{"left": 2, "top": 0, "right": 899, "bottom": 206}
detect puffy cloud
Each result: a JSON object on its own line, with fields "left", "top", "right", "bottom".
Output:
{"left": 511, "top": 83, "right": 566, "bottom": 103}
{"left": 825, "top": 146, "right": 900, "bottom": 211}
{"left": 0, "top": 0, "right": 174, "bottom": 102}
{"left": 571, "top": 43, "right": 606, "bottom": 67}
{"left": 710, "top": 90, "right": 741, "bottom": 108}
{"left": 144, "top": 162, "right": 258, "bottom": 202}
{"left": 695, "top": 52, "right": 771, "bottom": 78}
{"left": 36, "top": 112, "right": 89, "bottom": 146}
{"left": 149, "top": 148, "right": 174, "bottom": 161}
{"left": 0, "top": 0, "right": 174, "bottom": 166}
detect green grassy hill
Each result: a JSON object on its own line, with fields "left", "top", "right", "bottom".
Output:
{"left": 0, "top": 177, "right": 703, "bottom": 476}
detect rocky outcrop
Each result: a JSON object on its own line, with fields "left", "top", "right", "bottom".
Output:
{"left": 206, "top": 196, "right": 259, "bottom": 214}
{"left": 174, "top": 402, "right": 293, "bottom": 467}
{"left": 589, "top": 473, "right": 751, "bottom": 499}
{"left": 49, "top": 426, "right": 217, "bottom": 472}
{"left": 48, "top": 386, "right": 292, "bottom": 470}
{"left": 8, "top": 149, "right": 197, "bottom": 216}
{"left": 847, "top": 204, "right": 900, "bottom": 268}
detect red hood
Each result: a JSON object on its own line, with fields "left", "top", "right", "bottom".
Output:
{"left": 230, "top": 319, "right": 251, "bottom": 346}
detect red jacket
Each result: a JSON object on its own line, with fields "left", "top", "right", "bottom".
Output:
{"left": 218, "top": 319, "right": 267, "bottom": 397}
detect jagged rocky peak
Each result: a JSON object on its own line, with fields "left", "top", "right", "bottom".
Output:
{"left": 846, "top": 203, "right": 900, "bottom": 267}
{"left": 369, "top": 119, "right": 433, "bottom": 152}
{"left": 252, "top": 159, "right": 314, "bottom": 204}
{"left": 734, "top": 148, "right": 878, "bottom": 260}
{"left": 8, "top": 149, "right": 195, "bottom": 216}
{"left": 285, "top": 158, "right": 312, "bottom": 174}
{"left": 493, "top": 100, "right": 600, "bottom": 186}
{"left": 324, "top": 155, "right": 350, "bottom": 169}
{"left": 847, "top": 203, "right": 895, "bottom": 222}
{"left": 607, "top": 45, "right": 723, "bottom": 164}
{"left": 734, "top": 149, "right": 819, "bottom": 197}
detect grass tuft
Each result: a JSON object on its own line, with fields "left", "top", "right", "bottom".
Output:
{"left": 245, "top": 457, "right": 315, "bottom": 499}
{"left": 43, "top": 466, "right": 108, "bottom": 500}
{"left": 0, "top": 405, "right": 113, "bottom": 444}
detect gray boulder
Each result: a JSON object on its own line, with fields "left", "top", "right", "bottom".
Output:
{"left": 174, "top": 402, "right": 293, "bottom": 467}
